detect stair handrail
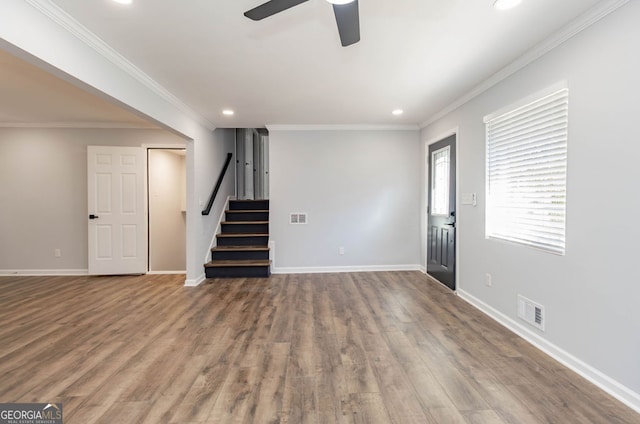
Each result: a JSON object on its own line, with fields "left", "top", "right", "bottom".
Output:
{"left": 202, "top": 152, "right": 233, "bottom": 216}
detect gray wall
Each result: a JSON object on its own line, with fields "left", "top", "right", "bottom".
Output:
{"left": 0, "top": 128, "right": 185, "bottom": 272}
{"left": 269, "top": 129, "right": 421, "bottom": 272}
{"left": 421, "top": 1, "right": 640, "bottom": 400}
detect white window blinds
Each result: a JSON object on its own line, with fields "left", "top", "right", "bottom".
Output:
{"left": 484, "top": 86, "right": 569, "bottom": 255}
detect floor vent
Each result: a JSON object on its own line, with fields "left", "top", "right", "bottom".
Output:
{"left": 517, "top": 295, "right": 545, "bottom": 331}
{"left": 290, "top": 213, "right": 307, "bottom": 224}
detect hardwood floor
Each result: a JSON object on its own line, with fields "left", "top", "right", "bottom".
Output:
{"left": 0, "top": 272, "right": 637, "bottom": 423}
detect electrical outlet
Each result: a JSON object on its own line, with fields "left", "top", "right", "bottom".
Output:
{"left": 339, "top": 247, "right": 345, "bottom": 255}
{"left": 485, "top": 273, "right": 492, "bottom": 287}
{"left": 54, "top": 249, "right": 61, "bottom": 257}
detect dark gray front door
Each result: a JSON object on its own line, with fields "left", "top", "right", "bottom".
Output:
{"left": 427, "top": 135, "right": 456, "bottom": 290}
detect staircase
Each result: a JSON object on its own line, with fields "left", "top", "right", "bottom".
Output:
{"left": 204, "top": 199, "right": 271, "bottom": 278}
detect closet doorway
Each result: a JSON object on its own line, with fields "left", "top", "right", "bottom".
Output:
{"left": 148, "top": 148, "right": 186, "bottom": 273}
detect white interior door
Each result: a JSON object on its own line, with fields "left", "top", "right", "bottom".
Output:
{"left": 88, "top": 146, "right": 146, "bottom": 275}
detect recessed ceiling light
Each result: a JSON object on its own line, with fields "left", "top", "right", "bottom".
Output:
{"left": 222, "top": 109, "right": 235, "bottom": 116}
{"left": 493, "top": 0, "right": 522, "bottom": 10}
{"left": 326, "top": 0, "right": 356, "bottom": 4}
{"left": 113, "top": 0, "right": 133, "bottom": 4}
{"left": 392, "top": 109, "right": 404, "bottom": 116}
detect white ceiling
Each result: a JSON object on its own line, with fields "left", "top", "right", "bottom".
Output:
{"left": 3, "top": 0, "right": 607, "bottom": 128}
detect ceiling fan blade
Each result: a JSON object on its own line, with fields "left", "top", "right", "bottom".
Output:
{"left": 333, "top": 0, "right": 360, "bottom": 47}
{"left": 244, "top": 0, "right": 309, "bottom": 21}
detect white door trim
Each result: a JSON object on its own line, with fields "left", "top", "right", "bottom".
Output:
{"left": 424, "top": 127, "right": 460, "bottom": 291}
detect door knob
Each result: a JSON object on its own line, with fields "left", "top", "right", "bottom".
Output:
{"left": 89, "top": 214, "right": 99, "bottom": 220}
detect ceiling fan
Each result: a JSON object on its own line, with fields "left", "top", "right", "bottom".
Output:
{"left": 244, "top": 0, "right": 360, "bottom": 47}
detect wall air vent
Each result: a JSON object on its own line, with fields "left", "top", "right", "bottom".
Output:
{"left": 517, "top": 295, "right": 545, "bottom": 331}
{"left": 290, "top": 213, "right": 308, "bottom": 225}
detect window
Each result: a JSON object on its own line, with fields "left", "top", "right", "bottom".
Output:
{"left": 431, "top": 146, "right": 451, "bottom": 216}
{"left": 484, "top": 84, "right": 568, "bottom": 255}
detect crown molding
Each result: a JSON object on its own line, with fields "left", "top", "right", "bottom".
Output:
{"left": 266, "top": 124, "right": 420, "bottom": 132}
{"left": 0, "top": 121, "right": 159, "bottom": 129}
{"left": 23, "top": 0, "right": 215, "bottom": 131}
{"left": 420, "top": 0, "right": 630, "bottom": 129}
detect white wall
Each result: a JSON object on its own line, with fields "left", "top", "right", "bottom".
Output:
{"left": 421, "top": 1, "right": 640, "bottom": 408}
{"left": 190, "top": 127, "right": 235, "bottom": 279}
{"left": 269, "top": 129, "right": 421, "bottom": 272}
{"left": 149, "top": 149, "right": 186, "bottom": 272}
{"left": 0, "top": 128, "right": 184, "bottom": 272}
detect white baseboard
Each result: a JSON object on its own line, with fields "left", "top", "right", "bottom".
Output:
{"left": 272, "top": 264, "right": 422, "bottom": 275}
{"left": 458, "top": 289, "right": 640, "bottom": 414}
{"left": 184, "top": 273, "right": 206, "bottom": 287}
{"left": 418, "top": 265, "right": 427, "bottom": 274}
{"left": 269, "top": 240, "right": 276, "bottom": 274}
{"left": 0, "top": 269, "right": 88, "bottom": 276}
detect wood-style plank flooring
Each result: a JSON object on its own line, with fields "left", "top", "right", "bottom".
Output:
{"left": 0, "top": 272, "right": 637, "bottom": 423}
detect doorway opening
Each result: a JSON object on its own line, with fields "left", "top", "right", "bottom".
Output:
{"left": 147, "top": 148, "right": 186, "bottom": 273}
{"left": 235, "top": 128, "right": 269, "bottom": 200}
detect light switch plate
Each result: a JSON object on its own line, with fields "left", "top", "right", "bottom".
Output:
{"left": 462, "top": 193, "right": 477, "bottom": 206}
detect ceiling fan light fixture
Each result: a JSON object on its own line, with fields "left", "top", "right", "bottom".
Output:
{"left": 245, "top": 0, "right": 360, "bottom": 46}
{"left": 493, "top": 0, "right": 522, "bottom": 10}
{"left": 326, "top": 0, "right": 356, "bottom": 5}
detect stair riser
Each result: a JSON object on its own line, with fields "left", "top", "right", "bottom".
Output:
{"left": 217, "top": 236, "right": 269, "bottom": 246}
{"left": 229, "top": 200, "right": 269, "bottom": 211}
{"left": 211, "top": 250, "right": 270, "bottom": 261}
{"left": 225, "top": 212, "right": 269, "bottom": 222}
{"left": 205, "top": 266, "right": 271, "bottom": 278}
{"left": 221, "top": 223, "right": 268, "bottom": 234}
